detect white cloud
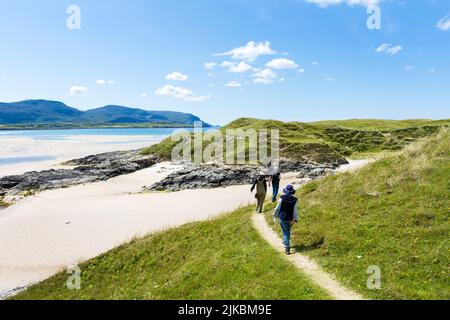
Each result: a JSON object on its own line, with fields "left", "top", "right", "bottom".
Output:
{"left": 228, "top": 61, "right": 256, "bottom": 73}
{"left": 312, "top": 61, "right": 319, "bottom": 65}
{"left": 225, "top": 81, "right": 242, "bottom": 88}
{"left": 140, "top": 93, "right": 147, "bottom": 98}
{"left": 184, "top": 94, "right": 212, "bottom": 102}
{"left": 298, "top": 68, "right": 305, "bottom": 73}
{"left": 155, "top": 84, "right": 210, "bottom": 102}
{"left": 221, "top": 61, "right": 235, "bottom": 68}
{"left": 404, "top": 65, "right": 415, "bottom": 71}
{"left": 429, "top": 68, "right": 435, "bottom": 73}
{"left": 96, "top": 80, "right": 116, "bottom": 85}
{"left": 325, "top": 77, "right": 335, "bottom": 82}
{"left": 376, "top": 43, "right": 402, "bottom": 55}
{"left": 266, "top": 58, "right": 298, "bottom": 69}
{"left": 387, "top": 45, "right": 402, "bottom": 55}
{"left": 165, "top": 72, "right": 189, "bottom": 81}
{"left": 375, "top": 43, "right": 391, "bottom": 53}
{"left": 253, "top": 68, "right": 277, "bottom": 85}
{"left": 305, "top": 0, "right": 380, "bottom": 8}
{"left": 215, "top": 41, "right": 276, "bottom": 62}
{"left": 204, "top": 62, "right": 218, "bottom": 70}
{"left": 437, "top": 14, "right": 450, "bottom": 31}
{"left": 69, "top": 85, "right": 88, "bottom": 95}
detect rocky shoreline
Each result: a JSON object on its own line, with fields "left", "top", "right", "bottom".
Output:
{"left": 0, "top": 148, "right": 347, "bottom": 201}
{"left": 0, "top": 150, "right": 158, "bottom": 201}
{"left": 147, "top": 159, "right": 341, "bottom": 192}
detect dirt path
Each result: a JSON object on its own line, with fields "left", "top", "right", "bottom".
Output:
{"left": 251, "top": 159, "right": 373, "bottom": 300}
{"left": 252, "top": 214, "right": 365, "bottom": 300}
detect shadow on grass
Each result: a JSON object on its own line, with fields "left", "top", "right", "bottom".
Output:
{"left": 293, "top": 237, "right": 324, "bottom": 253}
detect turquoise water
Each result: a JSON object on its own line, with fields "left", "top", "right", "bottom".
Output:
{"left": 0, "top": 156, "right": 58, "bottom": 166}
{"left": 0, "top": 128, "right": 186, "bottom": 140}
{"left": 0, "top": 128, "right": 190, "bottom": 167}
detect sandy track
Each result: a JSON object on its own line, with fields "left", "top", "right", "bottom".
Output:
{"left": 252, "top": 214, "right": 365, "bottom": 300}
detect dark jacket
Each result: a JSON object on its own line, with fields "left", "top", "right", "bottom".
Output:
{"left": 274, "top": 194, "right": 298, "bottom": 221}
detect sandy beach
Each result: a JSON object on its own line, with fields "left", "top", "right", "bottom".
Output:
{"left": 1, "top": 162, "right": 297, "bottom": 296}
{"left": 0, "top": 150, "right": 369, "bottom": 298}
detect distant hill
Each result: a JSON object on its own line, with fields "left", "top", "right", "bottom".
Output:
{"left": 0, "top": 100, "right": 210, "bottom": 127}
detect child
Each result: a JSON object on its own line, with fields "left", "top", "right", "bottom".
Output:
{"left": 273, "top": 184, "right": 298, "bottom": 255}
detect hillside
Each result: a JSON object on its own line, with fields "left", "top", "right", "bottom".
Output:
{"left": 265, "top": 129, "right": 450, "bottom": 299}
{"left": 142, "top": 117, "right": 449, "bottom": 164}
{"left": 12, "top": 207, "right": 329, "bottom": 300}
{"left": 0, "top": 100, "right": 209, "bottom": 127}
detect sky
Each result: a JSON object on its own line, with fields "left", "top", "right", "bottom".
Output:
{"left": 0, "top": 0, "right": 449, "bottom": 125}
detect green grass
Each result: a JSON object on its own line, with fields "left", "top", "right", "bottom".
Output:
{"left": 266, "top": 129, "right": 450, "bottom": 300}
{"left": 141, "top": 117, "right": 449, "bottom": 164}
{"left": 13, "top": 207, "right": 330, "bottom": 300}
{"left": 311, "top": 119, "right": 450, "bottom": 131}
{"left": 0, "top": 199, "right": 10, "bottom": 208}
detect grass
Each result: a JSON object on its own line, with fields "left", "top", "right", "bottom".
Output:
{"left": 141, "top": 117, "right": 449, "bottom": 164}
{"left": 266, "top": 129, "right": 450, "bottom": 300}
{"left": 311, "top": 119, "right": 450, "bottom": 131}
{"left": 0, "top": 199, "right": 10, "bottom": 208}
{"left": 13, "top": 207, "right": 330, "bottom": 300}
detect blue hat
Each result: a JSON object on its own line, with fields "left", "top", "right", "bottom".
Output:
{"left": 283, "top": 184, "right": 295, "bottom": 195}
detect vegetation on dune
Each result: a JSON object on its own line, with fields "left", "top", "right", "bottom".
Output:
{"left": 266, "top": 129, "right": 450, "bottom": 299}
{"left": 13, "top": 207, "right": 329, "bottom": 300}
{"left": 141, "top": 117, "right": 449, "bottom": 164}
{"left": 0, "top": 198, "right": 10, "bottom": 208}
{"left": 311, "top": 119, "right": 450, "bottom": 131}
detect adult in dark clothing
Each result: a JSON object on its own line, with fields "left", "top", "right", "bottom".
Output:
{"left": 251, "top": 175, "right": 267, "bottom": 213}
{"left": 273, "top": 184, "right": 299, "bottom": 255}
{"left": 269, "top": 171, "right": 281, "bottom": 203}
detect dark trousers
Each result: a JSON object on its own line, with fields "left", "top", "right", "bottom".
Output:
{"left": 272, "top": 184, "right": 279, "bottom": 202}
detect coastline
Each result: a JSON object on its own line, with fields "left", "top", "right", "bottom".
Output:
{"left": 0, "top": 152, "right": 366, "bottom": 298}
{"left": 0, "top": 162, "right": 258, "bottom": 295}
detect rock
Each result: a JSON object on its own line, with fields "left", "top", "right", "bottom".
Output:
{"left": 146, "top": 158, "right": 342, "bottom": 192}
{"left": 148, "top": 164, "right": 259, "bottom": 192}
{"left": 0, "top": 150, "right": 158, "bottom": 199}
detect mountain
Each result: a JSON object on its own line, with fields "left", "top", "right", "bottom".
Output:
{"left": 0, "top": 100, "right": 210, "bottom": 127}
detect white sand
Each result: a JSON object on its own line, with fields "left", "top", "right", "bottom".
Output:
{"left": 0, "top": 135, "right": 164, "bottom": 177}
{"left": 335, "top": 159, "right": 374, "bottom": 173}
{"left": 0, "top": 162, "right": 260, "bottom": 295}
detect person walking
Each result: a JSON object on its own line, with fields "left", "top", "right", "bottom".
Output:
{"left": 251, "top": 175, "right": 267, "bottom": 213}
{"left": 269, "top": 171, "right": 281, "bottom": 203}
{"left": 273, "top": 184, "right": 298, "bottom": 255}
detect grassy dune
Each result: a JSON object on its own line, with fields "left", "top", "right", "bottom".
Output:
{"left": 142, "top": 118, "right": 449, "bottom": 163}
{"left": 266, "top": 129, "right": 449, "bottom": 299}
{"left": 13, "top": 207, "right": 329, "bottom": 300}
{"left": 311, "top": 119, "right": 450, "bottom": 131}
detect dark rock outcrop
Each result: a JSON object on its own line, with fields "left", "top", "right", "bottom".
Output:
{"left": 147, "top": 159, "right": 341, "bottom": 192}
{"left": 0, "top": 150, "right": 158, "bottom": 198}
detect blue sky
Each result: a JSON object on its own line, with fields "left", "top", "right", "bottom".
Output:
{"left": 0, "top": 0, "right": 449, "bottom": 125}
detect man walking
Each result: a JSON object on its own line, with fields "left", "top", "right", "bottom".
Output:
{"left": 251, "top": 175, "right": 267, "bottom": 213}
{"left": 269, "top": 171, "right": 281, "bottom": 202}
{"left": 273, "top": 184, "right": 298, "bottom": 255}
